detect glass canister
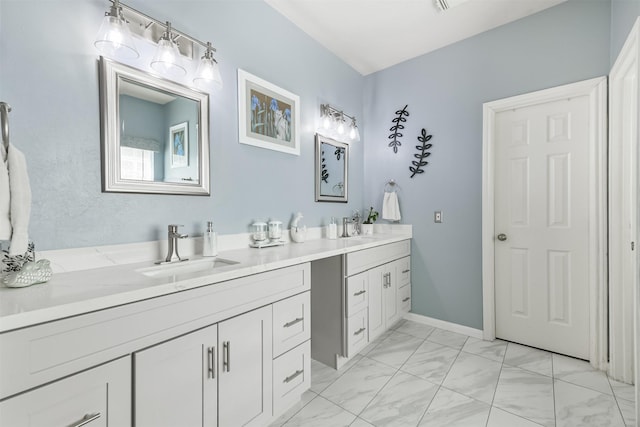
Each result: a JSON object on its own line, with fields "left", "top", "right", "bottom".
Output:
{"left": 268, "top": 220, "right": 283, "bottom": 241}
{"left": 251, "top": 222, "right": 268, "bottom": 242}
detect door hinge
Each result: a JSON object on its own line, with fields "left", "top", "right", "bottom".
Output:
{"left": 632, "top": 242, "right": 635, "bottom": 251}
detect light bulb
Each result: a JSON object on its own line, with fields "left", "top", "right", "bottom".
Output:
{"left": 194, "top": 45, "right": 223, "bottom": 89}
{"left": 337, "top": 120, "right": 345, "bottom": 135}
{"left": 94, "top": 15, "right": 139, "bottom": 59}
{"left": 323, "top": 115, "right": 332, "bottom": 130}
{"left": 150, "top": 37, "right": 186, "bottom": 77}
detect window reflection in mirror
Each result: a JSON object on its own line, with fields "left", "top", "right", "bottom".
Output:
{"left": 315, "top": 134, "right": 348, "bottom": 202}
{"left": 100, "top": 57, "right": 210, "bottom": 195}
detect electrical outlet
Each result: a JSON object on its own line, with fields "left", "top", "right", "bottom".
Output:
{"left": 434, "top": 211, "right": 443, "bottom": 223}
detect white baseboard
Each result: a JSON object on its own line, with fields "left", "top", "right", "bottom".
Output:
{"left": 403, "top": 312, "right": 484, "bottom": 340}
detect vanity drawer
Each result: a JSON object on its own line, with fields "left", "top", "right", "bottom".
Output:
{"left": 273, "top": 341, "right": 311, "bottom": 417}
{"left": 273, "top": 291, "right": 311, "bottom": 357}
{"left": 0, "top": 356, "right": 130, "bottom": 427}
{"left": 346, "top": 240, "right": 411, "bottom": 276}
{"left": 399, "top": 284, "right": 411, "bottom": 314}
{"left": 347, "top": 308, "right": 369, "bottom": 357}
{"left": 397, "top": 256, "right": 411, "bottom": 287}
{"left": 346, "top": 271, "right": 368, "bottom": 317}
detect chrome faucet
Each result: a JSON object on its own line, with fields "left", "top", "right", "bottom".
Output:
{"left": 341, "top": 217, "right": 351, "bottom": 238}
{"left": 157, "top": 224, "right": 189, "bottom": 264}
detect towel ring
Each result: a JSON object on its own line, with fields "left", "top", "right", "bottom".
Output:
{"left": 0, "top": 102, "right": 10, "bottom": 152}
{"left": 384, "top": 179, "right": 401, "bottom": 192}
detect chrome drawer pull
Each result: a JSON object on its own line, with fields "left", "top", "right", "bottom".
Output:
{"left": 207, "top": 346, "right": 215, "bottom": 379}
{"left": 283, "top": 369, "right": 304, "bottom": 383}
{"left": 354, "top": 327, "right": 366, "bottom": 336}
{"left": 68, "top": 413, "right": 101, "bottom": 427}
{"left": 284, "top": 317, "right": 304, "bottom": 328}
{"left": 402, "top": 297, "right": 410, "bottom": 302}
{"left": 353, "top": 290, "right": 366, "bottom": 296}
{"left": 223, "top": 341, "right": 230, "bottom": 372}
{"left": 402, "top": 269, "right": 410, "bottom": 274}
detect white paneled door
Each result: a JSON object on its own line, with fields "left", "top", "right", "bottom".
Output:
{"left": 494, "top": 95, "right": 592, "bottom": 359}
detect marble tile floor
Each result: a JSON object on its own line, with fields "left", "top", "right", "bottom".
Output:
{"left": 270, "top": 319, "right": 635, "bottom": 427}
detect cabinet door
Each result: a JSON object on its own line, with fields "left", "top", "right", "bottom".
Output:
{"left": 384, "top": 262, "right": 400, "bottom": 327}
{"left": 367, "top": 265, "right": 385, "bottom": 340}
{"left": 134, "top": 325, "right": 218, "bottom": 427}
{"left": 218, "top": 305, "right": 273, "bottom": 427}
{"left": 0, "top": 356, "right": 130, "bottom": 427}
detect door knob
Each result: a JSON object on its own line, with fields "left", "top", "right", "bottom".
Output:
{"left": 497, "top": 233, "right": 507, "bottom": 241}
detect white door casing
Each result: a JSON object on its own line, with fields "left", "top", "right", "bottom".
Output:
{"left": 482, "top": 77, "right": 608, "bottom": 368}
{"left": 609, "top": 15, "right": 640, "bottom": 392}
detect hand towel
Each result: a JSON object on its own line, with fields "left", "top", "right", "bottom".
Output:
{"left": 6, "top": 145, "right": 31, "bottom": 255}
{"left": 382, "top": 191, "right": 401, "bottom": 221}
{"left": 0, "top": 146, "right": 10, "bottom": 241}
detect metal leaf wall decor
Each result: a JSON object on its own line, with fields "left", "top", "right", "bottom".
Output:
{"left": 410, "top": 128, "right": 433, "bottom": 178}
{"left": 321, "top": 150, "right": 329, "bottom": 183}
{"left": 388, "top": 104, "right": 409, "bottom": 154}
{"left": 334, "top": 147, "right": 345, "bottom": 161}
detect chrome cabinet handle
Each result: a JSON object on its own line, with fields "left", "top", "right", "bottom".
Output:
{"left": 497, "top": 233, "right": 507, "bottom": 241}
{"left": 284, "top": 317, "right": 304, "bottom": 328}
{"left": 207, "top": 346, "right": 215, "bottom": 379}
{"left": 68, "top": 413, "right": 101, "bottom": 427}
{"left": 223, "top": 341, "right": 230, "bottom": 372}
{"left": 354, "top": 327, "right": 366, "bottom": 336}
{"left": 283, "top": 369, "right": 304, "bottom": 383}
{"left": 402, "top": 269, "right": 410, "bottom": 273}
{"left": 353, "top": 290, "right": 366, "bottom": 296}
{"left": 402, "top": 297, "right": 410, "bottom": 302}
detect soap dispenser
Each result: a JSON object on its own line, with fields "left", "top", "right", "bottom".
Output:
{"left": 203, "top": 221, "right": 218, "bottom": 257}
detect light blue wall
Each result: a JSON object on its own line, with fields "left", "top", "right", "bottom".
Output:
{"left": 0, "top": 0, "right": 364, "bottom": 249}
{"left": 362, "top": 0, "right": 611, "bottom": 329}
{"left": 611, "top": 0, "right": 640, "bottom": 64}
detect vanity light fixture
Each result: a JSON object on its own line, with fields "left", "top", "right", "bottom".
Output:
{"left": 318, "top": 104, "right": 360, "bottom": 143}
{"left": 193, "top": 43, "right": 223, "bottom": 89}
{"left": 94, "top": 0, "right": 139, "bottom": 59}
{"left": 150, "top": 22, "right": 186, "bottom": 77}
{"left": 95, "top": 0, "right": 222, "bottom": 88}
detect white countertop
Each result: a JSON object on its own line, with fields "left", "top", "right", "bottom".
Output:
{"left": 0, "top": 232, "right": 411, "bottom": 333}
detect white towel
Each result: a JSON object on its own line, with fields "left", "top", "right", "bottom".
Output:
{"left": 0, "top": 146, "right": 9, "bottom": 242}
{"left": 382, "top": 191, "right": 401, "bottom": 222}
{"left": 1, "top": 144, "right": 31, "bottom": 255}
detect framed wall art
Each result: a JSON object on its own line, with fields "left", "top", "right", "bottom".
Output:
{"left": 237, "top": 69, "right": 300, "bottom": 155}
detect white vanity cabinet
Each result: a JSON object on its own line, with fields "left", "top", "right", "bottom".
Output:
{"left": 311, "top": 239, "right": 411, "bottom": 369}
{"left": 0, "top": 263, "right": 311, "bottom": 427}
{"left": 368, "top": 256, "right": 411, "bottom": 341}
{"left": 0, "top": 356, "right": 130, "bottom": 427}
{"left": 135, "top": 305, "right": 272, "bottom": 427}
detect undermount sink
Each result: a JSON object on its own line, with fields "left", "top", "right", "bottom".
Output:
{"left": 137, "top": 257, "right": 239, "bottom": 278}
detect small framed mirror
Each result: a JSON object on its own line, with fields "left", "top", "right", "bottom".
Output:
{"left": 99, "top": 57, "right": 210, "bottom": 195}
{"left": 315, "top": 134, "right": 348, "bottom": 202}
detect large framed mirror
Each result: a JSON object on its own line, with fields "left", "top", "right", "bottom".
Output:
{"left": 99, "top": 57, "right": 210, "bottom": 195}
{"left": 315, "top": 134, "right": 348, "bottom": 202}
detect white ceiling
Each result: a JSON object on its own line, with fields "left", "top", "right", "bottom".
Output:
{"left": 265, "top": 0, "right": 568, "bottom": 75}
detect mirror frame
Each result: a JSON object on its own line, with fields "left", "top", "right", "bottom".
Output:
{"left": 315, "top": 133, "right": 348, "bottom": 203}
{"left": 99, "top": 57, "right": 210, "bottom": 195}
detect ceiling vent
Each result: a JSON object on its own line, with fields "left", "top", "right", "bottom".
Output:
{"left": 434, "top": 0, "right": 470, "bottom": 11}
